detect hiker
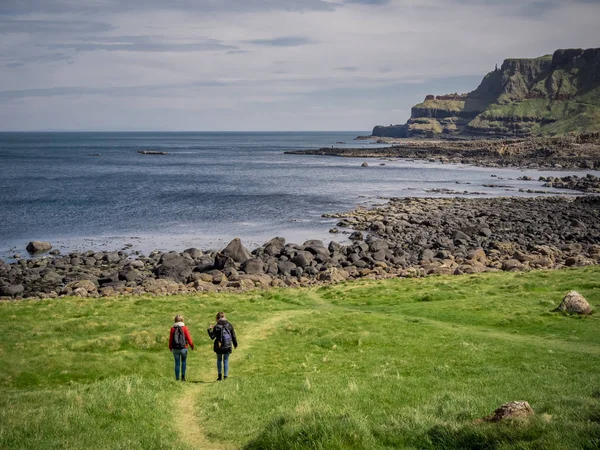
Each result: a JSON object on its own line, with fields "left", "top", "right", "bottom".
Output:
{"left": 169, "top": 314, "right": 194, "bottom": 381}
{"left": 207, "top": 312, "right": 237, "bottom": 381}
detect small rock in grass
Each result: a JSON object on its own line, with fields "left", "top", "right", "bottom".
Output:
{"left": 477, "top": 401, "right": 534, "bottom": 423}
{"left": 554, "top": 290, "right": 591, "bottom": 314}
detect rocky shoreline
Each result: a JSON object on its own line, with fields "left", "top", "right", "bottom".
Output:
{"left": 285, "top": 134, "right": 600, "bottom": 170}
{"left": 1, "top": 196, "right": 599, "bottom": 300}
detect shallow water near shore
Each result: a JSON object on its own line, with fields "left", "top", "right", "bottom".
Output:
{"left": 1, "top": 131, "right": 598, "bottom": 260}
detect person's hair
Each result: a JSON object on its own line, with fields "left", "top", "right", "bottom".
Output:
{"left": 216, "top": 311, "right": 225, "bottom": 321}
{"left": 174, "top": 314, "right": 184, "bottom": 323}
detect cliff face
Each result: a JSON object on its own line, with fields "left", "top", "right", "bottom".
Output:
{"left": 372, "top": 47, "right": 600, "bottom": 138}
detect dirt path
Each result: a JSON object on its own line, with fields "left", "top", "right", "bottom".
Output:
{"left": 175, "top": 310, "right": 308, "bottom": 450}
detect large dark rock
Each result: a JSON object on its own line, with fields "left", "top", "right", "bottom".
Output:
{"left": 291, "top": 251, "right": 314, "bottom": 268}
{"left": 277, "top": 260, "right": 296, "bottom": 276}
{"left": 222, "top": 238, "right": 252, "bottom": 263}
{"left": 26, "top": 241, "right": 52, "bottom": 254}
{"left": 213, "top": 253, "right": 236, "bottom": 271}
{"left": 263, "top": 237, "right": 286, "bottom": 256}
{"left": 195, "top": 256, "right": 215, "bottom": 272}
{"left": 1, "top": 284, "right": 24, "bottom": 297}
{"left": 154, "top": 252, "right": 193, "bottom": 282}
{"left": 241, "top": 258, "right": 265, "bottom": 275}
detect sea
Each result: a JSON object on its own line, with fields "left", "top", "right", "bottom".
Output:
{"left": 0, "top": 131, "right": 596, "bottom": 260}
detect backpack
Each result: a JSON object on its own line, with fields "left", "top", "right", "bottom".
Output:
{"left": 172, "top": 326, "right": 187, "bottom": 349}
{"left": 214, "top": 323, "right": 232, "bottom": 350}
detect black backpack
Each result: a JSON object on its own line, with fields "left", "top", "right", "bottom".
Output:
{"left": 214, "top": 324, "right": 232, "bottom": 350}
{"left": 172, "top": 326, "right": 187, "bottom": 349}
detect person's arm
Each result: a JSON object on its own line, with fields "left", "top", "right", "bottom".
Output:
{"left": 230, "top": 324, "right": 238, "bottom": 349}
{"left": 184, "top": 327, "right": 194, "bottom": 350}
{"left": 168, "top": 327, "right": 174, "bottom": 350}
{"left": 207, "top": 326, "right": 215, "bottom": 340}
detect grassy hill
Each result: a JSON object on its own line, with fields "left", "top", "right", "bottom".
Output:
{"left": 1, "top": 267, "right": 600, "bottom": 449}
{"left": 373, "top": 47, "right": 600, "bottom": 138}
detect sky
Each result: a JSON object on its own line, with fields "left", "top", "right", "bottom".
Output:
{"left": 0, "top": 0, "right": 599, "bottom": 131}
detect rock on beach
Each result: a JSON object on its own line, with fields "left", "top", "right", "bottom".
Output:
{"left": 2, "top": 195, "right": 600, "bottom": 300}
{"left": 26, "top": 241, "right": 52, "bottom": 254}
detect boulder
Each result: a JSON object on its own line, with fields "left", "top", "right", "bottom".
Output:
{"left": 318, "top": 267, "right": 349, "bottom": 282}
{"left": 119, "top": 269, "right": 143, "bottom": 283}
{"left": 277, "top": 260, "right": 296, "bottom": 276}
{"left": 479, "top": 227, "right": 492, "bottom": 237}
{"left": 241, "top": 258, "right": 265, "bottom": 275}
{"left": 195, "top": 256, "right": 215, "bottom": 272}
{"left": 263, "top": 237, "right": 285, "bottom": 256}
{"left": 0, "top": 284, "right": 24, "bottom": 297}
{"left": 479, "top": 401, "right": 534, "bottom": 423}
{"left": 104, "top": 252, "right": 121, "bottom": 264}
{"left": 183, "top": 248, "right": 203, "bottom": 259}
{"left": 221, "top": 238, "right": 252, "bottom": 263}
{"left": 554, "top": 290, "right": 592, "bottom": 314}
{"left": 66, "top": 280, "right": 97, "bottom": 292}
{"left": 26, "top": 241, "right": 52, "bottom": 254}
{"left": 142, "top": 278, "right": 180, "bottom": 294}
{"left": 303, "top": 239, "right": 325, "bottom": 248}
{"left": 452, "top": 230, "right": 469, "bottom": 241}
{"left": 213, "top": 253, "right": 236, "bottom": 271}
{"left": 291, "top": 251, "right": 314, "bottom": 268}
{"left": 349, "top": 231, "right": 363, "bottom": 241}
{"left": 154, "top": 253, "right": 193, "bottom": 282}
{"left": 99, "top": 286, "right": 116, "bottom": 297}
{"left": 367, "top": 238, "right": 388, "bottom": 252}
{"left": 502, "top": 259, "right": 526, "bottom": 271}
{"left": 466, "top": 248, "right": 488, "bottom": 263}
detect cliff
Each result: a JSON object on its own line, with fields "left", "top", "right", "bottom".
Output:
{"left": 372, "top": 47, "right": 600, "bottom": 138}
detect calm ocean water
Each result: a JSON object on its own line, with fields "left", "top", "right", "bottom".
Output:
{"left": 0, "top": 131, "right": 595, "bottom": 258}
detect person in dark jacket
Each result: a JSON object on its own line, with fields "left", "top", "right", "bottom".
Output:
{"left": 207, "top": 311, "right": 237, "bottom": 381}
{"left": 169, "top": 314, "right": 194, "bottom": 381}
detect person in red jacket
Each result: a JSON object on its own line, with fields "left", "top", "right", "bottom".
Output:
{"left": 169, "top": 314, "right": 194, "bottom": 381}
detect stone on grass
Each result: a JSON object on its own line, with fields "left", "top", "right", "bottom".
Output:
{"left": 478, "top": 401, "right": 534, "bottom": 423}
{"left": 554, "top": 290, "right": 591, "bottom": 314}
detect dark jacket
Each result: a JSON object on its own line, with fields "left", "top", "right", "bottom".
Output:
{"left": 208, "top": 319, "right": 237, "bottom": 354}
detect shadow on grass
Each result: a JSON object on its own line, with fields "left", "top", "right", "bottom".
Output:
{"left": 241, "top": 411, "right": 600, "bottom": 450}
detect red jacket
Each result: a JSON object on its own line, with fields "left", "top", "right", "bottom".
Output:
{"left": 169, "top": 324, "right": 194, "bottom": 350}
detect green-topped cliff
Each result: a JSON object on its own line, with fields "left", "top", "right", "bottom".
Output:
{"left": 373, "top": 47, "right": 600, "bottom": 138}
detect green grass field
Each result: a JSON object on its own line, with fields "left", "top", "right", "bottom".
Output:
{"left": 1, "top": 267, "right": 600, "bottom": 449}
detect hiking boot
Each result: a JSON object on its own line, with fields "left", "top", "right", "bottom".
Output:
{"left": 181, "top": 376, "right": 186, "bottom": 382}
{"left": 223, "top": 376, "right": 228, "bottom": 380}
{"left": 217, "top": 374, "right": 222, "bottom": 381}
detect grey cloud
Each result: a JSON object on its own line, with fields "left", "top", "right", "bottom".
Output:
{"left": 0, "top": 0, "right": 336, "bottom": 15}
{"left": 0, "top": 18, "right": 113, "bottom": 34}
{"left": 245, "top": 36, "right": 316, "bottom": 47}
{"left": 1, "top": 52, "right": 72, "bottom": 68}
{"left": 345, "top": 0, "right": 391, "bottom": 4}
{"left": 336, "top": 66, "right": 358, "bottom": 72}
{"left": 0, "top": 81, "right": 229, "bottom": 100}
{"left": 44, "top": 36, "right": 237, "bottom": 53}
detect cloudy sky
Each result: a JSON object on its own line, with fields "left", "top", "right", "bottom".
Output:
{"left": 1, "top": 0, "right": 599, "bottom": 131}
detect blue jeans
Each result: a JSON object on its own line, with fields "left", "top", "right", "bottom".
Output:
{"left": 217, "top": 353, "right": 230, "bottom": 377}
{"left": 172, "top": 348, "right": 188, "bottom": 380}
